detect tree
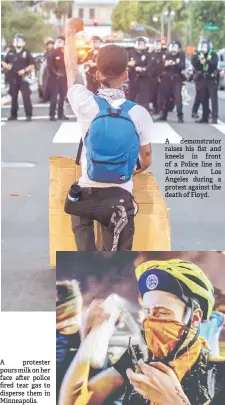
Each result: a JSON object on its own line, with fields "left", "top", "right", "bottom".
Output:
{"left": 1, "top": 1, "right": 53, "bottom": 51}
{"left": 112, "top": 0, "right": 225, "bottom": 50}
{"left": 192, "top": 0, "right": 225, "bottom": 50}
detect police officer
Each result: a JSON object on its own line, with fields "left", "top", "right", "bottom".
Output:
{"left": 128, "top": 37, "right": 150, "bottom": 110}
{"left": 148, "top": 39, "right": 165, "bottom": 114}
{"left": 41, "top": 37, "right": 55, "bottom": 102}
{"left": 2, "top": 33, "right": 34, "bottom": 121}
{"left": 157, "top": 40, "right": 185, "bottom": 123}
{"left": 47, "top": 36, "right": 68, "bottom": 121}
{"left": 83, "top": 36, "right": 101, "bottom": 94}
{"left": 191, "top": 37, "right": 219, "bottom": 124}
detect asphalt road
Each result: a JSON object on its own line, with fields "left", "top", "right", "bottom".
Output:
{"left": 1, "top": 84, "right": 225, "bottom": 311}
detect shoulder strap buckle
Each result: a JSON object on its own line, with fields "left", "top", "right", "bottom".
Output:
{"left": 107, "top": 107, "right": 122, "bottom": 117}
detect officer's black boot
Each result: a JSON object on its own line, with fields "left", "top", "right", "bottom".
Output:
{"left": 178, "top": 116, "right": 184, "bottom": 123}
{"left": 58, "top": 115, "right": 69, "bottom": 121}
{"left": 195, "top": 118, "right": 208, "bottom": 123}
{"left": 8, "top": 116, "right": 17, "bottom": 121}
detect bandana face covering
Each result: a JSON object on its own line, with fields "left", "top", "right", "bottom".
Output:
{"left": 143, "top": 316, "right": 205, "bottom": 381}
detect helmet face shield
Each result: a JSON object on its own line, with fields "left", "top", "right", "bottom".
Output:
{"left": 169, "top": 43, "right": 179, "bottom": 53}
{"left": 13, "top": 35, "right": 25, "bottom": 49}
{"left": 135, "top": 39, "right": 147, "bottom": 51}
{"left": 198, "top": 42, "right": 209, "bottom": 53}
{"left": 154, "top": 40, "right": 162, "bottom": 51}
{"left": 55, "top": 38, "right": 65, "bottom": 49}
{"left": 93, "top": 39, "right": 101, "bottom": 49}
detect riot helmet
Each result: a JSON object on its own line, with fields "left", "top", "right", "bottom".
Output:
{"left": 169, "top": 40, "right": 181, "bottom": 54}
{"left": 154, "top": 39, "right": 162, "bottom": 52}
{"left": 135, "top": 37, "right": 148, "bottom": 51}
{"left": 92, "top": 36, "right": 101, "bottom": 49}
{"left": 44, "top": 36, "right": 54, "bottom": 52}
{"left": 13, "top": 33, "right": 25, "bottom": 51}
{"left": 197, "top": 37, "right": 211, "bottom": 54}
{"left": 54, "top": 36, "right": 65, "bottom": 49}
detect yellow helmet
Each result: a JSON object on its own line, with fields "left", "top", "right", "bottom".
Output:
{"left": 135, "top": 259, "right": 214, "bottom": 320}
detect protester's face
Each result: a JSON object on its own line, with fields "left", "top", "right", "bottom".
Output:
{"left": 143, "top": 290, "right": 186, "bottom": 322}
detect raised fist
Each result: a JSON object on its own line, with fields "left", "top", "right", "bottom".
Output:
{"left": 65, "top": 18, "right": 84, "bottom": 36}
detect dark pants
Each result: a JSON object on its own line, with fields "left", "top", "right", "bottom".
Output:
{"left": 149, "top": 77, "right": 159, "bottom": 112}
{"left": 128, "top": 73, "right": 136, "bottom": 101}
{"left": 65, "top": 187, "right": 136, "bottom": 251}
{"left": 49, "top": 76, "right": 67, "bottom": 118}
{"left": 9, "top": 78, "right": 32, "bottom": 118}
{"left": 192, "top": 81, "right": 202, "bottom": 114}
{"left": 134, "top": 75, "right": 150, "bottom": 111}
{"left": 160, "top": 77, "right": 183, "bottom": 118}
{"left": 202, "top": 78, "right": 218, "bottom": 121}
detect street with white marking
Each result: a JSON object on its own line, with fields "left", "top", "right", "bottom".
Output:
{"left": 1, "top": 83, "right": 225, "bottom": 310}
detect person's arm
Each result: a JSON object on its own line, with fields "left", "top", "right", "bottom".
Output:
{"left": 127, "top": 361, "right": 191, "bottom": 405}
{"left": 207, "top": 51, "right": 219, "bottom": 70}
{"left": 2, "top": 53, "right": 12, "bottom": 71}
{"left": 133, "top": 106, "right": 153, "bottom": 175}
{"left": 47, "top": 50, "right": 58, "bottom": 77}
{"left": 134, "top": 144, "right": 152, "bottom": 175}
{"left": 64, "top": 18, "right": 84, "bottom": 88}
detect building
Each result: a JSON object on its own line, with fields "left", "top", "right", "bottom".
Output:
{"left": 72, "top": 0, "right": 118, "bottom": 26}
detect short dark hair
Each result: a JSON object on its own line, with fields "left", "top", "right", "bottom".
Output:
{"left": 97, "top": 44, "right": 128, "bottom": 78}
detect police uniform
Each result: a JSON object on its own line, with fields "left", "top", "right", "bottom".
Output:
{"left": 191, "top": 49, "right": 218, "bottom": 123}
{"left": 148, "top": 49, "right": 165, "bottom": 114}
{"left": 129, "top": 48, "right": 150, "bottom": 110}
{"left": 159, "top": 49, "right": 185, "bottom": 122}
{"left": 4, "top": 47, "right": 34, "bottom": 120}
{"left": 47, "top": 47, "right": 67, "bottom": 120}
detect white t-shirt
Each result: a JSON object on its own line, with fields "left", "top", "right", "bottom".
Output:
{"left": 67, "top": 84, "right": 154, "bottom": 194}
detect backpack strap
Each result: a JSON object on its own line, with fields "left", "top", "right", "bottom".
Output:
{"left": 76, "top": 137, "right": 83, "bottom": 165}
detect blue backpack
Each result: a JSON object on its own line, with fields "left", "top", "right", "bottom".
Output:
{"left": 83, "top": 95, "right": 140, "bottom": 184}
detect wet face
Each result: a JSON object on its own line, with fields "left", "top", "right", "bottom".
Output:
{"left": 143, "top": 290, "right": 186, "bottom": 322}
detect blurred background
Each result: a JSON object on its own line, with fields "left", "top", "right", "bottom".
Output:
{"left": 1, "top": 1, "right": 225, "bottom": 51}
{"left": 56, "top": 251, "right": 225, "bottom": 355}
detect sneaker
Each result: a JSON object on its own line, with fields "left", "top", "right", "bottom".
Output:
{"left": 192, "top": 112, "right": 199, "bottom": 119}
{"left": 212, "top": 118, "right": 218, "bottom": 124}
{"left": 8, "top": 116, "right": 17, "bottom": 121}
{"left": 26, "top": 117, "right": 32, "bottom": 122}
{"left": 155, "top": 116, "right": 167, "bottom": 122}
{"left": 50, "top": 117, "right": 57, "bottom": 121}
{"left": 178, "top": 117, "right": 184, "bottom": 123}
{"left": 58, "top": 115, "right": 69, "bottom": 121}
{"left": 195, "top": 119, "right": 208, "bottom": 124}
